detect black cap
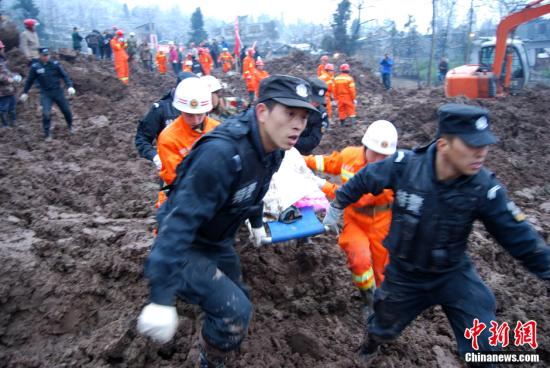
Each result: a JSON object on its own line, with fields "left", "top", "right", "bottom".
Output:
{"left": 307, "top": 77, "right": 328, "bottom": 104}
{"left": 38, "top": 47, "right": 49, "bottom": 55}
{"left": 437, "top": 103, "right": 498, "bottom": 147}
{"left": 177, "top": 71, "right": 197, "bottom": 84}
{"left": 258, "top": 75, "right": 318, "bottom": 113}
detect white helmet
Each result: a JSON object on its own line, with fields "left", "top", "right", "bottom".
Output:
{"left": 200, "top": 75, "right": 223, "bottom": 93}
{"left": 361, "top": 120, "right": 398, "bottom": 155}
{"left": 172, "top": 77, "right": 212, "bottom": 113}
{"left": 129, "top": 32, "right": 135, "bottom": 36}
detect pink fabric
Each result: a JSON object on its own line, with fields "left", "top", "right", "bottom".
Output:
{"left": 169, "top": 49, "right": 179, "bottom": 63}
{"left": 294, "top": 196, "right": 329, "bottom": 212}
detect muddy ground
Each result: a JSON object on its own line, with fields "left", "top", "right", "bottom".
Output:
{"left": 0, "top": 50, "right": 548, "bottom": 367}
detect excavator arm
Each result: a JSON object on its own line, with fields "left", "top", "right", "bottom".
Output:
{"left": 493, "top": 1, "right": 550, "bottom": 92}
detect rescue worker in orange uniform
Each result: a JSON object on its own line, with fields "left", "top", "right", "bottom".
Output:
{"left": 252, "top": 58, "right": 270, "bottom": 97}
{"left": 317, "top": 55, "right": 329, "bottom": 76}
{"left": 156, "top": 50, "right": 167, "bottom": 75}
{"left": 242, "top": 48, "right": 256, "bottom": 102}
{"left": 156, "top": 77, "right": 220, "bottom": 205}
{"left": 304, "top": 120, "right": 398, "bottom": 318}
{"left": 318, "top": 63, "right": 335, "bottom": 126}
{"left": 333, "top": 63, "right": 356, "bottom": 126}
{"left": 110, "top": 29, "right": 129, "bottom": 84}
{"left": 198, "top": 48, "right": 214, "bottom": 75}
{"left": 218, "top": 47, "right": 234, "bottom": 73}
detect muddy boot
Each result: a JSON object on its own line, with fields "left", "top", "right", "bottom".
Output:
{"left": 198, "top": 334, "right": 228, "bottom": 368}
{"left": 359, "top": 335, "right": 381, "bottom": 364}
{"left": 360, "top": 287, "right": 375, "bottom": 321}
{"left": 8, "top": 111, "right": 16, "bottom": 127}
{"left": 350, "top": 117, "right": 357, "bottom": 125}
{"left": 340, "top": 119, "right": 346, "bottom": 127}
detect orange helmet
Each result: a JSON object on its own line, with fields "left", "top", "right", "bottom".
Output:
{"left": 321, "top": 55, "right": 329, "bottom": 62}
{"left": 340, "top": 63, "right": 350, "bottom": 72}
{"left": 23, "top": 19, "right": 38, "bottom": 28}
{"left": 325, "top": 63, "right": 334, "bottom": 72}
{"left": 116, "top": 29, "right": 124, "bottom": 36}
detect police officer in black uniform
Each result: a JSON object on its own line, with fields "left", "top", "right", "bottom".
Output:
{"left": 295, "top": 77, "right": 329, "bottom": 155}
{"left": 137, "top": 75, "right": 318, "bottom": 367}
{"left": 20, "top": 47, "right": 75, "bottom": 140}
{"left": 323, "top": 103, "right": 550, "bottom": 365}
{"left": 135, "top": 71, "right": 197, "bottom": 169}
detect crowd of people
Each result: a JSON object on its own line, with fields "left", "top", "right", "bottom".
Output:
{"left": 3, "top": 18, "right": 549, "bottom": 368}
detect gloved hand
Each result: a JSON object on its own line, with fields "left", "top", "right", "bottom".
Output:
{"left": 67, "top": 87, "right": 76, "bottom": 95}
{"left": 12, "top": 74, "right": 22, "bottom": 83}
{"left": 137, "top": 303, "right": 178, "bottom": 344}
{"left": 323, "top": 203, "right": 344, "bottom": 234}
{"left": 313, "top": 175, "right": 327, "bottom": 189}
{"left": 153, "top": 154, "right": 162, "bottom": 170}
{"left": 354, "top": 99, "right": 357, "bottom": 105}
{"left": 251, "top": 226, "right": 267, "bottom": 247}
{"left": 19, "top": 93, "right": 28, "bottom": 102}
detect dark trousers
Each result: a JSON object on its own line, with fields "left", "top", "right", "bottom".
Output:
{"left": 174, "top": 247, "right": 252, "bottom": 351}
{"left": 382, "top": 73, "right": 392, "bottom": 90}
{"left": 40, "top": 90, "right": 73, "bottom": 137}
{"left": 172, "top": 62, "right": 180, "bottom": 75}
{"left": 0, "top": 95, "right": 16, "bottom": 126}
{"left": 367, "top": 261, "right": 497, "bottom": 359}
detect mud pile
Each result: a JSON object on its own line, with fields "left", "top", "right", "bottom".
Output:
{"left": 0, "top": 50, "right": 548, "bottom": 368}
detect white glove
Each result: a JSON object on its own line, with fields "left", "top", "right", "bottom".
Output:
{"left": 354, "top": 99, "right": 357, "bottom": 105}
{"left": 313, "top": 175, "right": 327, "bottom": 189}
{"left": 67, "top": 87, "right": 76, "bottom": 95}
{"left": 323, "top": 203, "right": 344, "bottom": 234}
{"left": 19, "top": 93, "right": 28, "bottom": 102}
{"left": 12, "top": 74, "right": 22, "bottom": 83}
{"left": 137, "top": 303, "right": 178, "bottom": 343}
{"left": 251, "top": 226, "right": 267, "bottom": 247}
{"left": 331, "top": 101, "right": 337, "bottom": 107}
{"left": 153, "top": 154, "right": 162, "bottom": 170}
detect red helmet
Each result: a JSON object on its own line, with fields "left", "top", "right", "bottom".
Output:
{"left": 325, "top": 63, "right": 334, "bottom": 72}
{"left": 340, "top": 63, "right": 350, "bottom": 72}
{"left": 23, "top": 19, "right": 38, "bottom": 28}
{"left": 116, "top": 29, "right": 124, "bottom": 36}
{"left": 321, "top": 55, "right": 329, "bottom": 62}
{"left": 198, "top": 47, "right": 204, "bottom": 54}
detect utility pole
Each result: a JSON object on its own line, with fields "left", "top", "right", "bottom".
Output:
{"left": 465, "top": 0, "right": 475, "bottom": 64}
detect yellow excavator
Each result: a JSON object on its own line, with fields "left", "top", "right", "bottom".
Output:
{"left": 445, "top": 0, "right": 550, "bottom": 98}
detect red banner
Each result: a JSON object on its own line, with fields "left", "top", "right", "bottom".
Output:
{"left": 234, "top": 17, "right": 241, "bottom": 56}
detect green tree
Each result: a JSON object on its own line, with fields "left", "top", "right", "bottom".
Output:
{"left": 189, "top": 7, "right": 208, "bottom": 44}
{"left": 331, "top": 0, "right": 351, "bottom": 54}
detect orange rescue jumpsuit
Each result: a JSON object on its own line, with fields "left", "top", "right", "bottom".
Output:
{"left": 253, "top": 69, "right": 270, "bottom": 97}
{"left": 317, "top": 63, "right": 326, "bottom": 76}
{"left": 305, "top": 146, "right": 393, "bottom": 289}
{"left": 110, "top": 37, "right": 129, "bottom": 84}
{"left": 198, "top": 52, "right": 213, "bottom": 75}
{"left": 156, "top": 51, "right": 167, "bottom": 74}
{"left": 218, "top": 51, "right": 234, "bottom": 73}
{"left": 319, "top": 70, "right": 335, "bottom": 121}
{"left": 333, "top": 73, "right": 356, "bottom": 121}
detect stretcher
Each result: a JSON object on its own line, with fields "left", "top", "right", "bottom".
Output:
{"left": 248, "top": 147, "right": 331, "bottom": 245}
{"left": 260, "top": 206, "right": 328, "bottom": 245}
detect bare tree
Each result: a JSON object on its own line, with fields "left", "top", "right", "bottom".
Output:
{"left": 427, "top": 0, "right": 437, "bottom": 86}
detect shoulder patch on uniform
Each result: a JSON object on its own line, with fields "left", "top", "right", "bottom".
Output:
{"left": 487, "top": 185, "right": 501, "bottom": 200}
{"left": 507, "top": 201, "right": 526, "bottom": 222}
{"left": 394, "top": 150, "right": 406, "bottom": 163}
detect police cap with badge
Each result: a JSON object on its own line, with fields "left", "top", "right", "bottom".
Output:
{"left": 437, "top": 103, "right": 498, "bottom": 147}
{"left": 257, "top": 75, "right": 318, "bottom": 113}
{"left": 38, "top": 47, "right": 49, "bottom": 55}
{"left": 307, "top": 77, "right": 328, "bottom": 104}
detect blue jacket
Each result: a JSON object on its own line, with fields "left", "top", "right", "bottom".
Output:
{"left": 145, "top": 109, "right": 284, "bottom": 305}
{"left": 23, "top": 60, "right": 73, "bottom": 93}
{"left": 336, "top": 143, "right": 550, "bottom": 278}
{"left": 380, "top": 57, "right": 393, "bottom": 74}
